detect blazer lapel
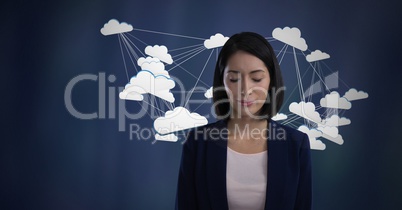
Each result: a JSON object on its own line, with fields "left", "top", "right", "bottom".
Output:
{"left": 265, "top": 120, "right": 288, "bottom": 209}
{"left": 206, "top": 119, "right": 229, "bottom": 210}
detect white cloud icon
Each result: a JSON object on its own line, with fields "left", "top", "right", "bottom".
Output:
{"left": 298, "top": 125, "right": 326, "bottom": 150}
{"left": 100, "top": 19, "right": 133, "bottom": 36}
{"left": 140, "top": 61, "right": 168, "bottom": 77}
{"left": 320, "top": 91, "right": 351, "bottom": 110}
{"left": 272, "top": 27, "right": 308, "bottom": 51}
{"left": 320, "top": 132, "right": 344, "bottom": 145}
{"left": 343, "top": 88, "right": 369, "bottom": 101}
{"left": 119, "top": 92, "right": 144, "bottom": 101}
{"left": 145, "top": 45, "right": 173, "bottom": 64}
{"left": 204, "top": 87, "right": 213, "bottom": 99}
{"left": 137, "top": 57, "right": 169, "bottom": 77}
{"left": 316, "top": 125, "right": 344, "bottom": 145}
{"left": 204, "top": 33, "right": 229, "bottom": 49}
{"left": 155, "top": 133, "right": 178, "bottom": 142}
{"left": 119, "top": 70, "right": 175, "bottom": 103}
{"left": 154, "top": 106, "right": 208, "bottom": 135}
{"left": 272, "top": 113, "right": 288, "bottom": 121}
{"left": 317, "top": 126, "right": 338, "bottom": 138}
{"left": 321, "top": 114, "right": 351, "bottom": 127}
{"left": 289, "top": 101, "right": 322, "bottom": 124}
{"left": 306, "top": 50, "right": 330, "bottom": 62}
{"left": 137, "top": 56, "right": 160, "bottom": 67}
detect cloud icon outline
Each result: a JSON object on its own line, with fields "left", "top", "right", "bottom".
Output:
{"left": 100, "top": 19, "right": 133, "bottom": 36}
{"left": 145, "top": 45, "right": 173, "bottom": 64}
{"left": 343, "top": 88, "right": 369, "bottom": 101}
{"left": 204, "top": 33, "right": 229, "bottom": 49}
{"left": 289, "top": 101, "right": 322, "bottom": 124}
{"left": 119, "top": 70, "right": 175, "bottom": 102}
{"left": 306, "top": 50, "right": 330, "bottom": 62}
{"left": 298, "top": 125, "right": 326, "bottom": 150}
{"left": 272, "top": 113, "right": 288, "bottom": 121}
{"left": 320, "top": 91, "right": 351, "bottom": 110}
{"left": 154, "top": 106, "right": 208, "bottom": 135}
{"left": 272, "top": 27, "right": 308, "bottom": 51}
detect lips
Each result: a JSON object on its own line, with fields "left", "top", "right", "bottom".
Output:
{"left": 238, "top": 100, "right": 254, "bottom": 106}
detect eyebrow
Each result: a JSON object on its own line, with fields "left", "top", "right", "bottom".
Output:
{"left": 227, "top": 69, "right": 265, "bottom": 74}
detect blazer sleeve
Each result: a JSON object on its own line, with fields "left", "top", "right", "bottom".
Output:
{"left": 295, "top": 133, "right": 312, "bottom": 210}
{"left": 175, "top": 129, "right": 198, "bottom": 210}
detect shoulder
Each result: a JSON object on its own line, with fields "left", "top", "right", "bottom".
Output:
{"left": 183, "top": 119, "right": 227, "bottom": 145}
{"left": 269, "top": 120, "right": 310, "bottom": 148}
{"left": 186, "top": 119, "right": 226, "bottom": 136}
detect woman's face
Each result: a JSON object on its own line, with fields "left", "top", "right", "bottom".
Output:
{"left": 223, "top": 50, "right": 271, "bottom": 119}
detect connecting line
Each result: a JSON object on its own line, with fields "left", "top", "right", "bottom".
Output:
{"left": 161, "top": 98, "right": 173, "bottom": 111}
{"left": 118, "top": 35, "right": 130, "bottom": 82}
{"left": 276, "top": 44, "right": 287, "bottom": 59}
{"left": 278, "top": 44, "right": 289, "bottom": 65}
{"left": 293, "top": 47, "right": 309, "bottom": 126}
{"left": 164, "top": 100, "right": 174, "bottom": 111}
{"left": 307, "top": 64, "right": 316, "bottom": 102}
{"left": 285, "top": 122, "right": 298, "bottom": 129}
{"left": 338, "top": 109, "right": 346, "bottom": 116}
{"left": 284, "top": 113, "right": 299, "bottom": 121}
{"left": 183, "top": 49, "right": 214, "bottom": 108}
{"left": 274, "top": 49, "right": 304, "bottom": 55}
{"left": 120, "top": 35, "right": 139, "bottom": 73}
{"left": 283, "top": 114, "right": 302, "bottom": 125}
{"left": 152, "top": 95, "right": 162, "bottom": 116}
{"left": 167, "top": 48, "right": 207, "bottom": 71}
{"left": 281, "top": 62, "right": 311, "bottom": 106}
{"left": 301, "top": 51, "right": 331, "bottom": 92}
{"left": 158, "top": 97, "right": 167, "bottom": 115}
{"left": 173, "top": 48, "right": 205, "bottom": 64}
{"left": 125, "top": 33, "right": 148, "bottom": 46}
{"left": 315, "top": 105, "right": 324, "bottom": 110}
{"left": 317, "top": 62, "right": 325, "bottom": 90}
{"left": 266, "top": 38, "right": 277, "bottom": 42}
{"left": 170, "top": 63, "right": 210, "bottom": 87}
{"left": 141, "top": 97, "right": 166, "bottom": 114}
{"left": 121, "top": 33, "right": 146, "bottom": 57}
{"left": 173, "top": 46, "right": 205, "bottom": 59}
{"left": 192, "top": 98, "right": 209, "bottom": 113}
{"left": 120, "top": 34, "right": 140, "bottom": 60}
{"left": 120, "top": 36, "right": 140, "bottom": 73}
{"left": 132, "top": 28, "right": 206, "bottom": 40}
{"left": 173, "top": 46, "right": 205, "bottom": 62}
{"left": 321, "top": 61, "right": 351, "bottom": 89}
{"left": 170, "top": 43, "right": 204, "bottom": 52}
{"left": 283, "top": 115, "right": 302, "bottom": 125}
{"left": 131, "top": 98, "right": 152, "bottom": 119}
{"left": 120, "top": 34, "right": 138, "bottom": 61}
{"left": 293, "top": 47, "right": 306, "bottom": 102}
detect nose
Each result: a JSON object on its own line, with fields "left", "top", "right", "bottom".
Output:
{"left": 241, "top": 78, "right": 252, "bottom": 96}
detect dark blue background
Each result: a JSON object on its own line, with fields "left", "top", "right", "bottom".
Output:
{"left": 2, "top": 0, "right": 402, "bottom": 209}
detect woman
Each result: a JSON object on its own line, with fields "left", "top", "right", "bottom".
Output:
{"left": 176, "top": 32, "right": 312, "bottom": 210}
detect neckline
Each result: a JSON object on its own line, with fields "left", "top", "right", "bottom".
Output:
{"left": 227, "top": 146, "right": 268, "bottom": 156}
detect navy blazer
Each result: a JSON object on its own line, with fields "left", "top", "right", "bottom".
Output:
{"left": 175, "top": 118, "right": 312, "bottom": 210}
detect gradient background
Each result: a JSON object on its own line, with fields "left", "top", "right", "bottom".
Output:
{"left": 2, "top": 0, "right": 402, "bottom": 209}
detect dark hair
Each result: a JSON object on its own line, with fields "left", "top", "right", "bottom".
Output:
{"left": 212, "top": 32, "right": 284, "bottom": 120}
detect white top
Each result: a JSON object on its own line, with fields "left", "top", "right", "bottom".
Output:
{"left": 226, "top": 147, "right": 268, "bottom": 210}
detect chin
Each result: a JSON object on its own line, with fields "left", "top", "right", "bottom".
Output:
{"left": 232, "top": 107, "right": 260, "bottom": 118}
